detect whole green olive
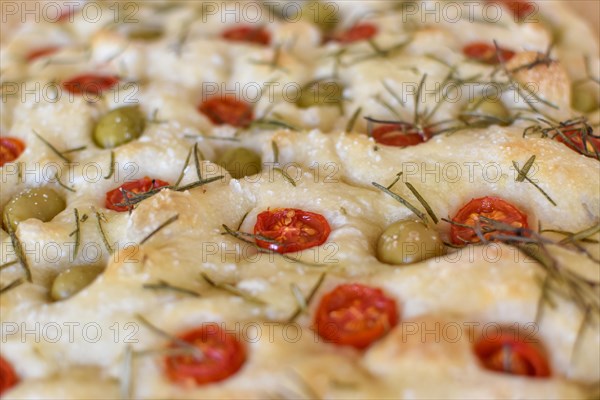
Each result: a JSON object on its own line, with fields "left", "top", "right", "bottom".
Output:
{"left": 460, "top": 96, "right": 510, "bottom": 126}
{"left": 93, "top": 106, "right": 145, "bottom": 149}
{"left": 128, "top": 26, "right": 164, "bottom": 41}
{"left": 572, "top": 87, "right": 599, "bottom": 114}
{"left": 50, "top": 265, "right": 104, "bottom": 301}
{"left": 377, "top": 220, "right": 445, "bottom": 265}
{"left": 297, "top": 81, "right": 343, "bottom": 109}
{"left": 217, "top": 147, "right": 262, "bottom": 179}
{"left": 3, "top": 187, "right": 66, "bottom": 231}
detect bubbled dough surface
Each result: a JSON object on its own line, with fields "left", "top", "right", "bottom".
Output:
{"left": 1, "top": 1, "right": 599, "bottom": 399}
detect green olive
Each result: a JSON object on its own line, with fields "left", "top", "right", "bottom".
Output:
{"left": 3, "top": 187, "right": 66, "bottom": 231}
{"left": 297, "top": 81, "right": 343, "bottom": 109}
{"left": 50, "top": 265, "right": 104, "bottom": 301}
{"left": 377, "top": 220, "right": 445, "bottom": 265}
{"left": 93, "top": 106, "right": 145, "bottom": 149}
{"left": 460, "top": 96, "right": 510, "bottom": 126}
{"left": 572, "top": 87, "right": 599, "bottom": 114}
{"left": 302, "top": 1, "right": 339, "bottom": 33}
{"left": 128, "top": 26, "right": 164, "bottom": 41}
{"left": 217, "top": 147, "right": 262, "bottom": 179}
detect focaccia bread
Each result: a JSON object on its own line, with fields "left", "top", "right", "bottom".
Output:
{"left": 1, "top": 1, "right": 599, "bottom": 399}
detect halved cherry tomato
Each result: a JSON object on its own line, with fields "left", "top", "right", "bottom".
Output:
{"left": 198, "top": 97, "right": 254, "bottom": 128}
{"left": 254, "top": 208, "right": 331, "bottom": 254}
{"left": 474, "top": 331, "right": 551, "bottom": 377}
{"left": 57, "top": 7, "right": 77, "bottom": 22}
{"left": 63, "top": 74, "right": 119, "bottom": 96}
{"left": 105, "top": 177, "right": 169, "bottom": 212}
{"left": 222, "top": 26, "right": 271, "bottom": 46}
{"left": 25, "top": 46, "right": 60, "bottom": 63}
{"left": 314, "top": 283, "right": 398, "bottom": 349}
{"left": 0, "top": 356, "right": 19, "bottom": 395}
{"left": 335, "top": 23, "right": 378, "bottom": 44}
{"left": 165, "top": 323, "right": 246, "bottom": 385}
{"left": 489, "top": 0, "right": 535, "bottom": 20}
{"left": 0, "top": 137, "right": 25, "bottom": 167}
{"left": 554, "top": 126, "right": 600, "bottom": 158}
{"left": 463, "top": 42, "right": 515, "bottom": 65}
{"left": 372, "top": 124, "right": 430, "bottom": 147}
{"left": 450, "top": 196, "right": 529, "bottom": 245}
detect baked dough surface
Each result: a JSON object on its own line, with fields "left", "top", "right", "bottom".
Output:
{"left": 1, "top": 1, "right": 599, "bottom": 399}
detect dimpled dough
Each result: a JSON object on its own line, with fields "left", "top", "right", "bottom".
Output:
{"left": 0, "top": 1, "right": 599, "bottom": 399}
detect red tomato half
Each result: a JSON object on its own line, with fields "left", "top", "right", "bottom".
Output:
{"left": 489, "top": 0, "right": 535, "bottom": 20}
{"left": 222, "top": 26, "right": 271, "bottom": 46}
{"left": 254, "top": 208, "right": 331, "bottom": 254}
{"left": 554, "top": 126, "right": 600, "bottom": 158}
{"left": 463, "top": 42, "right": 515, "bottom": 65}
{"left": 198, "top": 97, "right": 254, "bottom": 128}
{"left": 372, "top": 124, "right": 430, "bottom": 147}
{"left": 165, "top": 324, "right": 246, "bottom": 385}
{"left": 0, "top": 137, "right": 25, "bottom": 167}
{"left": 335, "top": 23, "right": 378, "bottom": 44}
{"left": 105, "top": 177, "right": 169, "bottom": 212}
{"left": 63, "top": 74, "right": 119, "bottom": 95}
{"left": 314, "top": 283, "right": 398, "bottom": 349}
{"left": 474, "top": 332, "right": 551, "bottom": 377}
{"left": 0, "top": 357, "right": 19, "bottom": 396}
{"left": 450, "top": 196, "right": 529, "bottom": 245}
{"left": 25, "top": 46, "right": 60, "bottom": 62}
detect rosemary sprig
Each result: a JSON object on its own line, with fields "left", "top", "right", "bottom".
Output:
{"left": 193, "top": 143, "right": 204, "bottom": 181}
{"left": 4, "top": 215, "right": 32, "bottom": 282}
{"left": 345, "top": 38, "right": 411, "bottom": 66}
{"left": 413, "top": 73, "right": 427, "bottom": 128}
{"left": 147, "top": 109, "right": 168, "bottom": 125}
{"left": 68, "top": 208, "right": 81, "bottom": 260}
{"left": 104, "top": 151, "right": 115, "bottom": 180}
{"left": 512, "top": 157, "right": 557, "bottom": 206}
{"left": 382, "top": 80, "right": 405, "bottom": 107}
{"left": 558, "top": 224, "right": 600, "bottom": 246}
{"left": 570, "top": 307, "right": 592, "bottom": 367}
{"left": 515, "top": 155, "right": 536, "bottom": 182}
{"left": 372, "top": 181, "right": 427, "bottom": 223}
{"left": 139, "top": 215, "right": 179, "bottom": 245}
{"left": 200, "top": 272, "right": 266, "bottom": 305}
{"left": 53, "top": 172, "right": 75, "bottom": 192}
{"left": 32, "top": 130, "right": 71, "bottom": 163}
{"left": 404, "top": 182, "right": 438, "bottom": 224}
{"left": 114, "top": 176, "right": 224, "bottom": 209}
{"left": 540, "top": 229, "right": 598, "bottom": 244}
{"left": 249, "top": 119, "right": 299, "bottom": 131}
{"left": 95, "top": 211, "right": 113, "bottom": 254}
{"left": 0, "top": 261, "right": 18, "bottom": 271}
{"left": 287, "top": 272, "right": 326, "bottom": 323}
{"left": 0, "top": 278, "right": 24, "bottom": 295}
{"left": 386, "top": 172, "right": 403, "bottom": 190}
{"left": 174, "top": 146, "right": 193, "bottom": 188}
{"left": 135, "top": 314, "right": 204, "bottom": 359}
{"left": 62, "top": 146, "right": 87, "bottom": 154}
{"left": 143, "top": 279, "right": 200, "bottom": 297}
{"left": 345, "top": 106, "right": 362, "bottom": 133}
{"left": 273, "top": 168, "right": 297, "bottom": 186}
